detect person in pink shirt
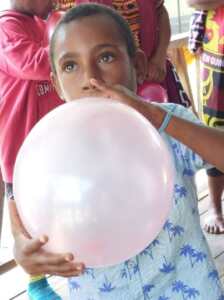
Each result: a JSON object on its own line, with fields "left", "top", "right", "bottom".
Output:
{"left": 0, "top": 0, "right": 63, "bottom": 299}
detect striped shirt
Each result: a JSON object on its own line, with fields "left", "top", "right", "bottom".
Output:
{"left": 188, "top": 10, "right": 207, "bottom": 53}
{"left": 112, "top": 0, "right": 141, "bottom": 47}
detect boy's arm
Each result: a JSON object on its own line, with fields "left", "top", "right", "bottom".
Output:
{"left": 0, "top": 20, "right": 51, "bottom": 81}
{"left": 90, "top": 79, "right": 224, "bottom": 173}
{"left": 164, "top": 112, "right": 224, "bottom": 171}
{"left": 147, "top": 5, "right": 171, "bottom": 82}
{"left": 187, "top": 0, "right": 224, "bottom": 10}
{"left": 8, "top": 199, "right": 85, "bottom": 276}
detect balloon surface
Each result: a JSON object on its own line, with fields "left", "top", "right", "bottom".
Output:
{"left": 47, "top": 11, "right": 65, "bottom": 41}
{"left": 13, "top": 98, "right": 174, "bottom": 268}
{"left": 138, "top": 82, "right": 168, "bottom": 103}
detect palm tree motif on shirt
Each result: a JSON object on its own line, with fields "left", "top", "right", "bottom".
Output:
{"left": 140, "top": 239, "right": 160, "bottom": 259}
{"left": 84, "top": 268, "right": 95, "bottom": 279}
{"left": 142, "top": 283, "right": 155, "bottom": 300}
{"left": 174, "top": 184, "right": 187, "bottom": 204}
{"left": 159, "top": 256, "right": 175, "bottom": 274}
{"left": 158, "top": 296, "right": 170, "bottom": 300}
{"left": 182, "top": 153, "right": 195, "bottom": 177}
{"left": 208, "top": 269, "right": 221, "bottom": 287}
{"left": 163, "top": 220, "right": 185, "bottom": 242}
{"left": 69, "top": 278, "right": 81, "bottom": 291}
{"left": 98, "top": 275, "right": 116, "bottom": 293}
{"left": 180, "top": 244, "right": 207, "bottom": 268}
{"left": 172, "top": 280, "right": 200, "bottom": 299}
{"left": 120, "top": 259, "right": 139, "bottom": 280}
{"left": 171, "top": 142, "right": 195, "bottom": 177}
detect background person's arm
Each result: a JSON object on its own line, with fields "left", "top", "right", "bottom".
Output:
{"left": 187, "top": 0, "right": 224, "bottom": 10}
{"left": 147, "top": 4, "right": 171, "bottom": 82}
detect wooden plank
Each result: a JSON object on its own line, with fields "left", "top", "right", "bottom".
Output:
{"left": 0, "top": 259, "right": 16, "bottom": 275}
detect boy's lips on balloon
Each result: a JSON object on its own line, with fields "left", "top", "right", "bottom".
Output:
{"left": 81, "top": 91, "right": 107, "bottom": 99}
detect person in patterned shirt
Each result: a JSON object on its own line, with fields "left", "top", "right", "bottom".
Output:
{"left": 13, "top": 4, "right": 224, "bottom": 299}
{"left": 188, "top": 0, "right": 224, "bottom": 234}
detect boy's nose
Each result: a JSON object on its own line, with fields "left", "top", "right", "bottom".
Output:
{"left": 82, "top": 65, "right": 100, "bottom": 90}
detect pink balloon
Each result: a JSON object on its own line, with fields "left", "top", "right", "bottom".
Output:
{"left": 138, "top": 82, "right": 168, "bottom": 103}
{"left": 13, "top": 98, "right": 174, "bottom": 268}
{"left": 47, "top": 11, "right": 65, "bottom": 41}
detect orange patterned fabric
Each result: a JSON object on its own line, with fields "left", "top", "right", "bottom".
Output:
{"left": 112, "top": 0, "right": 141, "bottom": 47}
{"left": 55, "top": 0, "right": 75, "bottom": 10}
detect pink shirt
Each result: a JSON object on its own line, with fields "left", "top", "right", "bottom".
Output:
{"left": 0, "top": 10, "right": 62, "bottom": 183}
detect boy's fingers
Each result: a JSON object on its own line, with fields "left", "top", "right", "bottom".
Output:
{"left": 23, "top": 236, "right": 48, "bottom": 255}
{"left": 90, "top": 78, "right": 123, "bottom": 99}
{"left": 38, "top": 252, "right": 74, "bottom": 266}
{"left": 40, "top": 261, "right": 85, "bottom": 276}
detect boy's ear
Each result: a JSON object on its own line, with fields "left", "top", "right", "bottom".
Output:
{"left": 133, "top": 49, "right": 147, "bottom": 85}
{"left": 50, "top": 71, "right": 65, "bottom": 101}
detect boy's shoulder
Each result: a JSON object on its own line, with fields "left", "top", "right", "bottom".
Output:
{"left": 156, "top": 102, "right": 200, "bottom": 124}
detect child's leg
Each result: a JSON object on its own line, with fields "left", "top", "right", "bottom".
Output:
{"left": 28, "top": 275, "right": 62, "bottom": 300}
{"left": 204, "top": 168, "right": 224, "bottom": 234}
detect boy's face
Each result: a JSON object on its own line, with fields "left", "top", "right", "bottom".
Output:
{"left": 14, "top": 0, "right": 53, "bottom": 19}
{"left": 52, "top": 15, "right": 146, "bottom": 102}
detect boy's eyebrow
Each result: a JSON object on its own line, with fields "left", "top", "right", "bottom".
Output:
{"left": 58, "top": 43, "right": 121, "bottom": 64}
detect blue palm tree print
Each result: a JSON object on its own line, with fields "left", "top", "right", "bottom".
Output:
{"left": 172, "top": 280, "right": 188, "bottom": 298}
{"left": 172, "top": 142, "right": 195, "bottom": 178}
{"left": 180, "top": 244, "right": 206, "bottom": 267}
{"left": 174, "top": 184, "right": 187, "bottom": 204}
{"left": 158, "top": 296, "right": 170, "bottom": 300}
{"left": 159, "top": 256, "right": 175, "bottom": 274}
{"left": 69, "top": 279, "right": 81, "bottom": 291}
{"left": 120, "top": 259, "right": 139, "bottom": 280}
{"left": 140, "top": 239, "right": 160, "bottom": 259}
{"left": 99, "top": 276, "right": 116, "bottom": 293}
{"left": 172, "top": 280, "right": 200, "bottom": 299}
{"left": 170, "top": 225, "right": 184, "bottom": 238}
{"left": 143, "top": 283, "right": 154, "bottom": 300}
{"left": 172, "top": 142, "right": 181, "bottom": 156}
{"left": 163, "top": 220, "right": 184, "bottom": 242}
{"left": 182, "top": 153, "right": 195, "bottom": 177}
{"left": 184, "top": 287, "right": 200, "bottom": 298}
{"left": 208, "top": 269, "right": 220, "bottom": 286}
{"left": 218, "top": 295, "right": 224, "bottom": 300}
{"left": 84, "top": 268, "right": 95, "bottom": 279}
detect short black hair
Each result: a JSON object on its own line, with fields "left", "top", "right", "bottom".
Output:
{"left": 50, "top": 3, "right": 137, "bottom": 74}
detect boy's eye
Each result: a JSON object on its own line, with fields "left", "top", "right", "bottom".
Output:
{"left": 63, "top": 61, "right": 77, "bottom": 72}
{"left": 99, "top": 53, "right": 115, "bottom": 63}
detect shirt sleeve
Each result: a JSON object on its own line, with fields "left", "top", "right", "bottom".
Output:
{"left": 0, "top": 18, "right": 51, "bottom": 81}
{"left": 158, "top": 103, "right": 212, "bottom": 174}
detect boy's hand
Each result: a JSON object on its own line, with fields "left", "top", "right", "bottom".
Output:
{"left": 90, "top": 78, "right": 142, "bottom": 107}
{"left": 14, "top": 234, "right": 85, "bottom": 277}
{"left": 89, "top": 79, "right": 165, "bottom": 129}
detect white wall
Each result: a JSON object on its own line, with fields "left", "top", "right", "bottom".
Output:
{"left": 0, "top": 0, "right": 10, "bottom": 11}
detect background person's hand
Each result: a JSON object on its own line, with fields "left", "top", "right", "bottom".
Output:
{"left": 147, "top": 56, "right": 167, "bottom": 83}
{"left": 155, "top": 0, "right": 164, "bottom": 9}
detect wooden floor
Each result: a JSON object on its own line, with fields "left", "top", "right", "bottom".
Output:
{"left": 0, "top": 170, "right": 224, "bottom": 299}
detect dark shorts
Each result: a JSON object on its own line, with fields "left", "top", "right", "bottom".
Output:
{"left": 4, "top": 183, "right": 13, "bottom": 199}
{"left": 206, "top": 167, "right": 224, "bottom": 177}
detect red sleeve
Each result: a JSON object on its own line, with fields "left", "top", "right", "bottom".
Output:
{"left": 0, "top": 18, "right": 51, "bottom": 81}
